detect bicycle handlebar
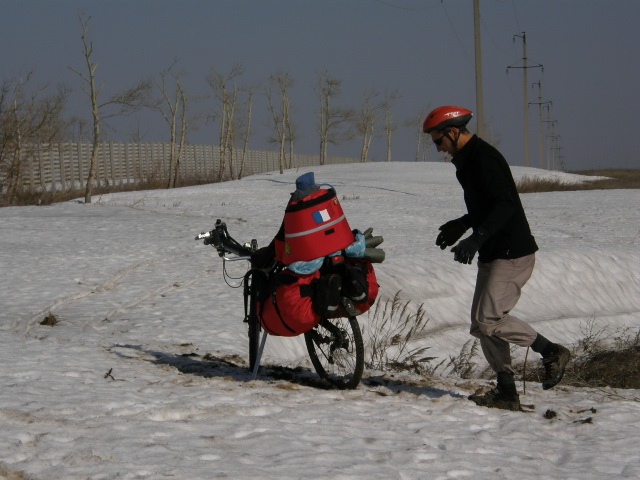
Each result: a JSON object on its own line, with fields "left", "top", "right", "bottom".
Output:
{"left": 195, "top": 219, "right": 257, "bottom": 259}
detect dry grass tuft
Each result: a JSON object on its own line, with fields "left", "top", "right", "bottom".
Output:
{"left": 517, "top": 169, "right": 640, "bottom": 193}
{"left": 40, "top": 312, "right": 58, "bottom": 326}
{"left": 516, "top": 320, "right": 640, "bottom": 393}
{"left": 365, "top": 291, "right": 441, "bottom": 375}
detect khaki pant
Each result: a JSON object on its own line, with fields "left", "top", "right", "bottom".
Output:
{"left": 470, "top": 254, "right": 537, "bottom": 374}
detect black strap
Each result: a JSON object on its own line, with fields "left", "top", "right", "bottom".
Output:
{"left": 270, "top": 291, "right": 297, "bottom": 334}
{"left": 284, "top": 187, "right": 336, "bottom": 213}
{"left": 299, "top": 284, "right": 314, "bottom": 298}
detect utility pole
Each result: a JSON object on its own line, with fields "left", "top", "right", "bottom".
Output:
{"left": 508, "top": 32, "right": 542, "bottom": 167}
{"left": 548, "top": 134, "right": 560, "bottom": 170}
{"left": 473, "top": 0, "right": 484, "bottom": 138}
{"left": 529, "top": 81, "right": 551, "bottom": 169}
{"left": 555, "top": 146, "right": 565, "bottom": 170}
{"left": 541, "top": 103, "right": 555, "bottom": 169}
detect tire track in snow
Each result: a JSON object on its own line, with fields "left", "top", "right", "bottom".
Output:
{"left": 20, "top": 256, "right": 214, "bottom": 333}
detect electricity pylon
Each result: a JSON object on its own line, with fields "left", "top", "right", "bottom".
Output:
{"left": 508, "top": 32, "right": 543, "bottom": 167}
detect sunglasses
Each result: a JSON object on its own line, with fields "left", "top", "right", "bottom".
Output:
{"left": 433, "top": 135, "right": 447, "bottom": 146}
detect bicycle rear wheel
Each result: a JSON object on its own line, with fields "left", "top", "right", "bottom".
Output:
{"left": 304, "top": 315, "right": 364, "bottom": 389}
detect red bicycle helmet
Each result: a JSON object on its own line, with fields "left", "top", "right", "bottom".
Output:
{"left": 423, "top": 106, "right": 473, "bottom": 133}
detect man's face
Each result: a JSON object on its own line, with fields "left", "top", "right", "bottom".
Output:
{"left": 430, "top": 129, "right": 456, "bottom": 154}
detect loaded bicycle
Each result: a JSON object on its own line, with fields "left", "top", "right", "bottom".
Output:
{"left": 196, "top": 219, "right": 383, "bottom": 389}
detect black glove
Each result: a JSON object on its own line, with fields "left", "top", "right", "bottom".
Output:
{"left": 451, "top": 230, "right": 487, "bottom": 264}
{"left": 436, "top": 219, "right": 467, "bottom": 250}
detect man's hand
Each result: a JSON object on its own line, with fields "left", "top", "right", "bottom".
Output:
{"left": 451, "top": 231, "right": 486, "bottom": 264}
{"left": 436, "top": 219, "right": 467, "bottom": 250}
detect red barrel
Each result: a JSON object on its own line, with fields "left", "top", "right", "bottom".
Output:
{"left": 282, "top": 187, "right": 354, "bottom": 264}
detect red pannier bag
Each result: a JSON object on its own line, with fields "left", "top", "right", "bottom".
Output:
{"left": 256, "top": 259, "right": 379, "bottom": 337}
{"left": 257, "top": 270, "right": 321, "bottom": 337}
{"left": 355, "top": 259, "right": 379, "bottom": 315}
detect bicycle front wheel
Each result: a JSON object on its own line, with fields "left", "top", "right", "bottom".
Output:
{"left": 304, "top": 316, "right": 364, "bottom": 389}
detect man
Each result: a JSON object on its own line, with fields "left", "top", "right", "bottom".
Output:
{"left": 424, "top": 106, "right": 570, "bottom": 411}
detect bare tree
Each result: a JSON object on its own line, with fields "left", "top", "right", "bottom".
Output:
{"left": 0, "top": 74, "right": 68, "bottom": 204}
{"left": 69, "top": 13, "right": 152, "bottom": 203}
{"left": 265, "top": 76, "right": 285, "bottom": 174}
{"left": 155, "top": 61, "right": 191, "bottom": 188}
{"left": 68, "top": 116, "right": 89, "bottom": 143}
{"left": 404, "top": 109, "right": 429, "bottom": 162}
{"left": 316, "top": 69, "right": 353, "bottom": 166}
{"left": 283, "top": 81, "right": 295, "bottom": 169}
{"left": 237, "top": 85, "right": 256, "bottom": 179}
{"left": 355, "top": 88, "right": 379, "bottom": 163}
{"left": 206, "top": 65, "right": 244, "bottom": 181}
{"left": 381, "top": 90, "right": 400, "bottom": 162}
{"left": 265, "top": 72, "right": 295, "bottom": 174}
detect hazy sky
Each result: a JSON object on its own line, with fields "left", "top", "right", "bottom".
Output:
{"left": 2, "top": 0, "right": 638, "bottom": 171}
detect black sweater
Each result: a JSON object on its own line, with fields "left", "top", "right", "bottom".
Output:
{"left": 451, "top": 135, "right": 538, "bottom": 262}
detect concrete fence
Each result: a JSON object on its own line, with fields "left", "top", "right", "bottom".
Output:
{"left": 3, "top": 142, "right": 357, "bottom": 194}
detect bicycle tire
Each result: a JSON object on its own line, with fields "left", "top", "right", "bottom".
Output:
{"left": 304, "top": 315, "right": 364, "bottom": 389}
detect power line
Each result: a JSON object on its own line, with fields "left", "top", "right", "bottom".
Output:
{"left": 510, "top": 0, "right": 522, "bottom": 32}
{"left": 440, "top": 0, "right": 472, "bottom": 64}
{"left": 373, "top": 0, "right": 436, "bottom": 11}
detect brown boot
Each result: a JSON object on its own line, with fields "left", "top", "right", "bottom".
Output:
{"left": 470, "top": 372, "right": 521, "bottom": 411}
{"left": 542, "top": 345, "right": 571, "bottom": 390}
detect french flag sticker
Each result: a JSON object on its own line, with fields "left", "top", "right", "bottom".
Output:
{"left": 312, "top": 209, "right": 331, "bottom": 224}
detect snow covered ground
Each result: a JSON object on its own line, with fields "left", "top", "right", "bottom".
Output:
{"left": 1, "top": 162, "right": 639, "bottom": 479}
